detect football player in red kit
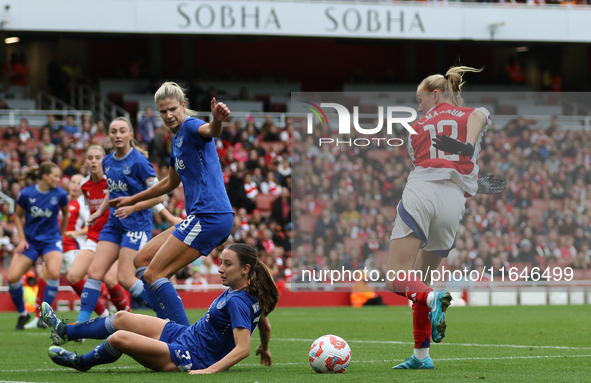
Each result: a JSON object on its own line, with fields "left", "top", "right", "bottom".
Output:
{"left": 386, "top": 66, "right": 504, "bottom": 370}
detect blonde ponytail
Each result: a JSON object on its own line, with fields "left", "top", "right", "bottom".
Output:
{"left": 420, "top": 66, "right": 483, "bottom": 106}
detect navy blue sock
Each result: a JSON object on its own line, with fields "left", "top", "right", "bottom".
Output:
{"left": 43, "top": 279, "right": 60, "bottom": 306}
{"left": 136, "top": 267, "right": 167, "bottom": 319}
{"left": 77, "top": 278, "right": 101, "bottom": 322}
{"left": 80, "top": 337, "right": 122, "bottom": 368}
{"left": 9, "top": 282, "right": 26, "bottom": 314}
{"left": 67, "top": 315, "right": 115, "bottom": 341}
{"left": 151, "top": 278, "right": 190, "bottom": 326}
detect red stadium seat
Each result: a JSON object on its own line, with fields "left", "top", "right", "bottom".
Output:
{"left": 572, "top": 269, "right": 586, "bottom": 280}
{"left": 532, "top": 199, "right": 550, "bottom": 211}
{"left": 552, "top": 199, "right": 564, "bottom": 211}
{"left": 343, "top": 237, "right": 365, "bottom": 255}
{"left": 255, "top": 194, "right": 277, "bottom": 215}
{"left": 526, "top": 207, "right": 543, "bottom": 227}
{"left": 297, "top": 214, "right": 317, "bottom": 236}
{"left": 498, "top": 105, "right": 517, "bottom": 115}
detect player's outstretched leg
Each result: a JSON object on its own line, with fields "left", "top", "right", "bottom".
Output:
{"left": 392, "top": 355, "right": 435, "bottom": 369}
{"left": 428, "top": 289, "right": 452, "bottom": 343}
{"left": 48, "top": 346, "right": 89, "bottom": 372}
{"left": 41, "top": 302, "right": 69, "bottom": 345}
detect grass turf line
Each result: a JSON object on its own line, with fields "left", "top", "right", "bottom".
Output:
{"left": 0, "top": 305, "right": 588, "bottom": 383}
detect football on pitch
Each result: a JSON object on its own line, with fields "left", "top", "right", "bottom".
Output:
{"left": 309, "top": 334, "right": 352, "bottom": 373}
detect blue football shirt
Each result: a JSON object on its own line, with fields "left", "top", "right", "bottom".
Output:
{"left": 103, "top": 148, "right": 156, "bottom": 232}
{"left": 169, "top": 117, "right": 233, "bottom": 215}
{"left": 177, "top": 288, "right": 261, "bottom": 368}
{"left": 16, "top": 185, "right": 68, "bottom": 243}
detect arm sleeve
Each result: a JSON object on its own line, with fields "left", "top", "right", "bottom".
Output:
{"left": 473, "top": 107, "right": 492, "bottom": 134}
{"left": 190, "top": 118, "right": 210, "bottom": 145}
{"left": 136, "top": 156, "right": 156, "bottom": 183}
{"left": 59, "top": 189, "right": 69, "bottom": 207}
{"left": 227, "top": 297, "right": 253, "bottom": 330}
{"left": 16, "top": 191, "right": 26, "bottom": 209}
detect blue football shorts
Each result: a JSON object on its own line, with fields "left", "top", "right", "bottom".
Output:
{"left": 172, "top": 213, "right": 233, "bottom": 255}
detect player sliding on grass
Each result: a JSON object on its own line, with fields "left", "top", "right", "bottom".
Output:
{"left": 385, "top": 66, "right": 505, "bottom": 370}
{"left": 42, "top": 244, "right": 278, "bottom": 374}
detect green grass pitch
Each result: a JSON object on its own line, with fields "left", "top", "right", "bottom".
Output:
{"left": 0, "top": 305, "right": 589, "bottom": 382}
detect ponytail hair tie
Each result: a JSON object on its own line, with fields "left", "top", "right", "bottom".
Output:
{"left": 443, "top": 74, "right": 449, "bottom": 80}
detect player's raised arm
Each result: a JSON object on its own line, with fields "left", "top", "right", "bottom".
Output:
{"left": 197, "top": 97, "right": 230, "bottom": 139}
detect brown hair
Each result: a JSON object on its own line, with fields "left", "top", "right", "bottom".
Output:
{"left": 227, "top": 243, "right": 279, "bottom": 316}
{"left": 20, "top": 162, "right": 59, "bottom": 186}
{"left": 110, "top": 117, "right": 148, "bottom": 158}
{"left": 154, "top": 82, "right": 198, "bottom": 117}
{"left": 419, "top": 66, "right": 483, "bottom": 107}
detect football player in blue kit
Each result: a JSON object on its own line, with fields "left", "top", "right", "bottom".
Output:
{"left": 109, "top": 82, "right": 233, "bottom": 326}
{"left": 42, "top": 244, "right": 279, "bottom": 374}
{"left": 76, "top": 117, "right": 165, "bottom": 323}
{"left": 7, "top": 162, "right": 69, "bottom": 330}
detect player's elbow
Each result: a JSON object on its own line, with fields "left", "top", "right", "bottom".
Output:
{"left": 240, "top": 346, "right": 251, "bottom": 359}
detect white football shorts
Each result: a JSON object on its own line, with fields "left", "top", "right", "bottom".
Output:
{"left": 81, "top": 239, "right": 98, "bottom": 252}
{"left": 390, "top": 179, "right": 466, "bottom": 257}
{"left": 61, "top": 249, "right": 79, "bottom": 274}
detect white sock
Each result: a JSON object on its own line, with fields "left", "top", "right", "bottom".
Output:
{"left": 99, "top": 309, "right": 111, "bottom": 318}
{"left": 426, "top": 291, "right": 434, "bottom": 307}
{"left": 414, "top": 348, "right": 430, "bottom": 360}
{"left": 19, "top": 310, "right": 28, "bottom": 316}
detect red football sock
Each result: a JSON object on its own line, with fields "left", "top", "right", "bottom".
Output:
{"left": 108, "top": 284, "right": 131, "bottom": 312}
{"left": 35, "top": 278, "right": 47, "bottom": 318}
{"left": 69, "top": 279, "right": 107, "bottom": 316}
{"left": 413, "top": 301, "right": 431, "bottom": 349}
{"left": 392, "top": 271, "right": 433, "bottom": 306}
{"left": 100, "top": 282, "right": 110, "bottom": 300}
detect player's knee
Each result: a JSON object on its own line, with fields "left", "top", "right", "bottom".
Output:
{"left": 7, "top": 272, "right": 21, "bottom": 285}
{"left": 87, "top": 265, "right": 103, "bottom": 281}
{"left": 104, "top": 274, "right": 118, "bottom": 288}
{"left": 66, "top": 271, "right": 80, "bottom": 285}
{"left": 113, "top": 311, "right": 132, "bottom": 330}
{"left": 46, "top": 268, "right": 61, "bottom": 281}
{"left": 107, "top": 331, "right": 127, "bottom": 349}
{"left": 143, "top": 266, "right": 162, "bottom": 286}
{"left": 133, "top": 252, "right": 151, "bottom": 269}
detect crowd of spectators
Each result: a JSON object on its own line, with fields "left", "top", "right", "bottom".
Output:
{"left": 291, "top": 114, "right": 591, "bottom": 285}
